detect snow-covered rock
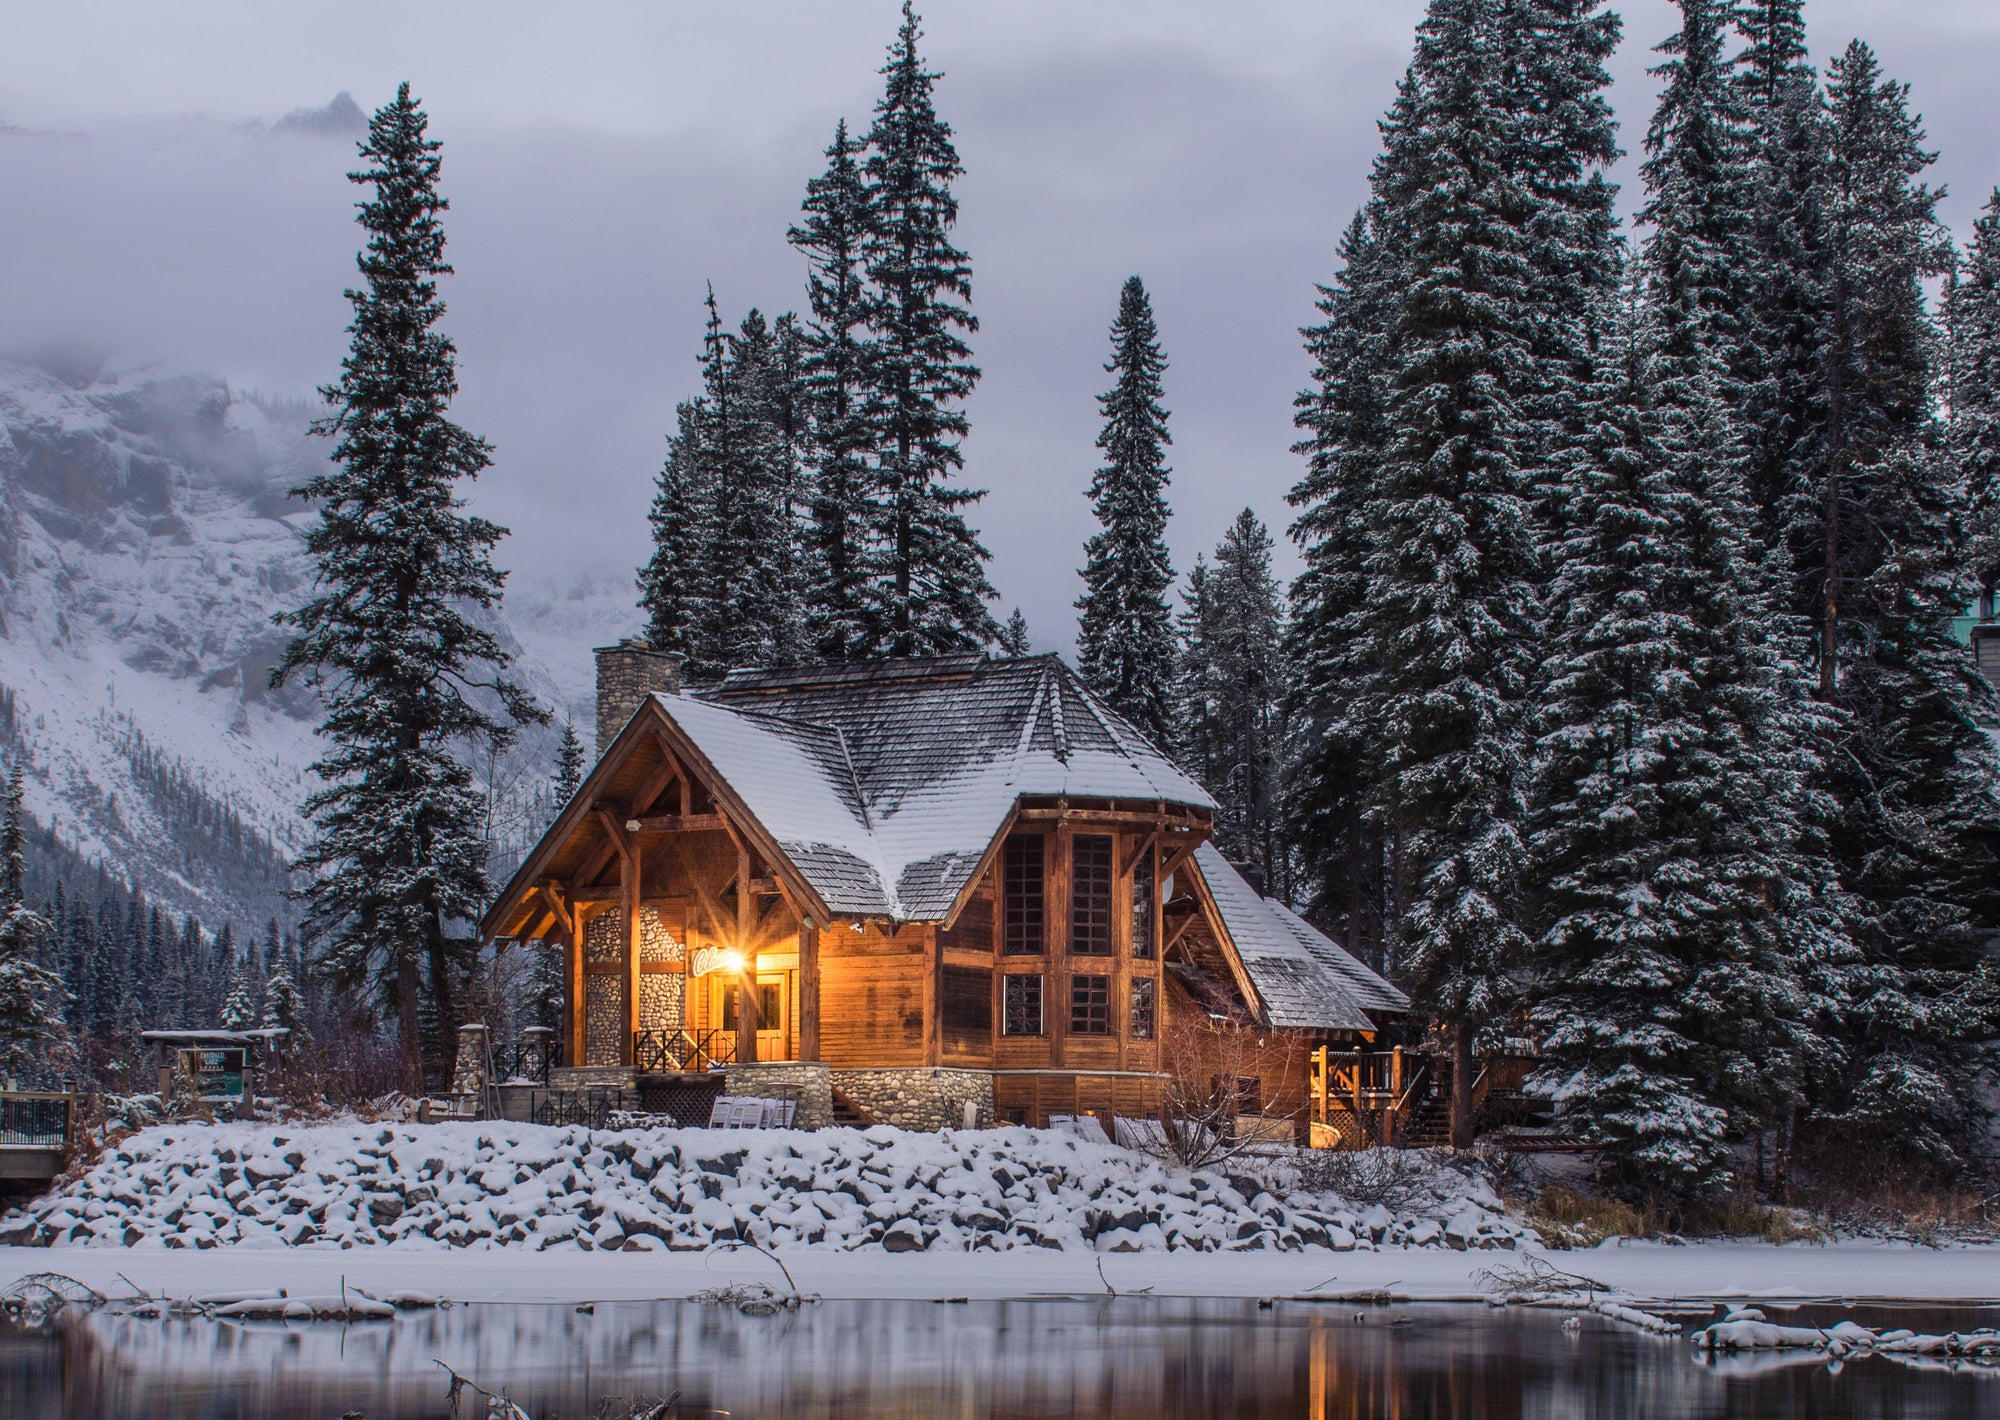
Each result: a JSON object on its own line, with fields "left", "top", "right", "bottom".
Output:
{"left": 3, "top": 1121, "right": 1523, "bottom": 1255}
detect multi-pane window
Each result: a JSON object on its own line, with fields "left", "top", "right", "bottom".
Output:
{"left": 1003, "top": 836, "right": 1045, "bottom": 956}
{"left": 1070, "top": 834, "right": 1114, "bottom": 955}
{"left": 1003, "top": 974, "right": 1044, "bottom": 1036}
{"left": 1070, "top": 973, "right": 1111, "bottom": 1035}
{"left": 1131, "top": 850, "right": 1156, "bottom": 959}
{"left": 1130, "top": 977, "right": 1157, "bottom": 1039}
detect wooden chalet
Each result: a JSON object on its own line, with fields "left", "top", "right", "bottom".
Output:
{"left": 481, "top": 647, "right": 1407, "bottom": 1136}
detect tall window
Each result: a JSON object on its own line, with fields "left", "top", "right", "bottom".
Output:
{"left": 1070, "top": 974, "right": 1111, "bottom": 1035}
{"left": 1071, "top": 834, "right": 1114, "bottom": 955}
{"left": 1130, "top": 977, "right": 1156, "bottom": 1039}
{"left": 1003, "top": 974, "right": 1044, "bottom": 1036}
{"left": 1003, "top": 836, "right": 1045, "bottom": 955}
{"left": 1131, "top": 849, "right": 1156, "bottom": 959}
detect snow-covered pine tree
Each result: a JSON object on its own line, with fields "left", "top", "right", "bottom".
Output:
{"left": 552, "top": 717, "right": 585, "bottom": 812}
{"left": 0, "top": 765, "right": 64, "bottom": 1081}
{"left": 272, "top": 84, "right": 545, "bottom": 1090}
{"left": 1527, "top": 287, "right": 1735, "bottom": 1195}
{"left": 997, "top": 608, "right": 1030, "bottom": 657}
{"left": 857, "top": 2, "right": 997, "bottom": 655}
{"left": 723, "top": 307, "right": 811, "bottom": 669}
{"left": 1075, "top": 275, "right": 1177, "bottom": 744}
{"left": 1617, "top": 0, "right": 1857, "bottom": 1189}
{"left": 640, "top": 294, "right": 810, "bottom": 679}
{"left": 220, "top": 965, "right": 257, "bottom": 1032}
{"left": 639, "top": 388, "right": 714, "bottom": 665}
{"left": 1949, "top": 190, "right": 2000, "bottom": 584}
{"left": 261, "top": 958, "right": 306, "bottom": 1037}
{"left": 1802, "top": 43, "right": 2000, "bottom": 1169}
{"left": 791, "top": 119, "right": 880, "bottom": 661}
{"left": 1500, "top": 0, "right": 1624, "bottom": 526}
{"left": 1636, "top": 0, "right": 1756, "bottom": 421}
{"left": 1732, "top": 0, "right": 1830, "bottom": 555}
{"left": 1174, "top": 512, "right": 1292, "bottom": 902}
{"left": 1287, "top": 208, "right": 1396, "bottom": 969}
{"left": 1344, "top": 0, "right": 1545, "bottom": 1144}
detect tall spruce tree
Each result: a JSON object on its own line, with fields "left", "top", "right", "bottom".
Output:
{"left": 1527, "top": 290, "right": 1735, "bottom": 1194}
{"left": 1802, "top": 43, "right": 2000, "bottom": 1168}
{"left": 552, "top": 718, "right": 585, "bottom": 810}
{"left": 639, "top": 292, "right": 810, "bottom": 678}
{"left": 0, "top": 765, "right": 65, "bottom": 1080}
{"left": 1173, "top": 513, "right": 1292, "bottom": 901}
{"left": 1288, "top": 208, "right": 1396, "bottom": 969}
{"left": 1732, "top": 0, "right": 1829, "bottom": 552}
{"left": 1075, "top": 276, "right": 1177, "bottom": 743}
{"left": 1500, "top": 0, "right": 1625, "bottom": 522}
{"left": 790, "top": 119, "right": 879, "bottom": 660}
{"left": 1949, "top": 190, "right": 2000, "bottom": 581}
{"left": 1342, "top": 0, "right": 1545, "bottom": 1143}
{"left": 273, "top": 84, "right": 543, "bottom": 1089}
{"left": 997, "top": 607, "right": 1030, "bottom": 657}
{"left": 856, "top": 2, "right": 996, "bottom": 655}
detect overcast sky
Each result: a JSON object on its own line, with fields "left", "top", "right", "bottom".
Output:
{"left": 6, "top": 2, "right": 1999, "bottom": 652}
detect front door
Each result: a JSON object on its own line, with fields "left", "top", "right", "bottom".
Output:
{"left": 717, "top": 973, "right": 792, "bottom": 1061}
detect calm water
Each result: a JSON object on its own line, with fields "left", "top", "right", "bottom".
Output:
{"left": 3, "top": 1297, "right": 1997, "bottom": 1419}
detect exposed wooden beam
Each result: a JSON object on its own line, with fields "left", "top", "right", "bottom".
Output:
{"left": 735, "top": 844, "right": 759, "bottom": 1064}
{"left": 574, "top": 754, "right": 684, "bottom": 887}
{"left": 799, "top": 918, "right": 821, "bottom": 1062}
{"left": 1120, "top": 829, "right": 1159, "bottom": 881}
{"left": 593, "top": 809, "right": 633, "bottom": 866}
{"left": 624, "top": 813, "right": 726, "bottom": 834}
{"left": 1014, "top": 807, "right": 1209, "bottom": 830}
{"left": 670, "top": 841, "right": 734, "bottom": 941}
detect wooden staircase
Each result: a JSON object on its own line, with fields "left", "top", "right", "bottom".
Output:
{"left": 828, "top": 1085, "right": 876, "bottom": 1128}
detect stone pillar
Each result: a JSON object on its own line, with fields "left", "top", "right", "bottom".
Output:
{"left": 450, "top": 1023, "right": 490, "bottom": 1098}
{"left": 594, "top": 639, "right": 684, "bottom": 756}
{"left": 521, "top": 1025, "right": 556, "bottom": 1078}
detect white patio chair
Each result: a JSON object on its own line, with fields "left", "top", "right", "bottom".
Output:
{"left": 1071, "top": 1114, "right": 1112, "bottom": 1146}
{"left": 725, "top": 1098, "right": 764, "bottom": 1129}
{"left": 761, "top": 1097, "right": 797, "bottom": 1129}
{"left": 705, "top": 1095, "right": 736, "bottom": 1129}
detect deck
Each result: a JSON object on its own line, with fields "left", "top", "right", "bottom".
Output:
{"left": 0, "top": 1091, "right": 84, "bottom": 1184}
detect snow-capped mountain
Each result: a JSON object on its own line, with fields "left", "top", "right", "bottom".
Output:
{"left": 0, "top": 357, "right": 638, "bottom": 928}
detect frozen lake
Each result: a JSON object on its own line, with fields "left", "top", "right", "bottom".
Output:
{"left": 3, "top": 1297, "right": 1997, "bottom": 1418}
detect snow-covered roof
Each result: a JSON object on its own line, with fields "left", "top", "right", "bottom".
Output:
{"left": 1192, "top": 845, "right": 1408, "bottom": 1031}
{"left": 661, "top": 655, "right": 1214, "bottom": 921}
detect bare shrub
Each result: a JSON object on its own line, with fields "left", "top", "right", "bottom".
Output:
{"left": 263, "top": 1018, "right": 405, "bottom": 1116}
{"left": 1148, "top": 1006, "right": 1305, "bottom": 1170}
{"left": 1295, "top": 1146, "right": 1450, "bottom": 1211}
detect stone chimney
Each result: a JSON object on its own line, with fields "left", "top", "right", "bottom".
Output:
{"left": 594, "top": 639, "right": 683, "bottom": 755}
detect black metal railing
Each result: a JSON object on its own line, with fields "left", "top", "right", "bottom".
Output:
{"left": 498, "top": 1037, "right": 560, "bottom": 1084}
{"left": 529, "top": 1086, "right": 627, "bottom": 1131}
{"left": 633, "top": 1028, "right": 737, "bottom": 1073}
{"left": 0, "top": 1092, "right": 79, "bottom": 1147}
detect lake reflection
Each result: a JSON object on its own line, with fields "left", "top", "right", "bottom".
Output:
{"left": 2, "top": 1297, "right": 1997, "bottom": 1419}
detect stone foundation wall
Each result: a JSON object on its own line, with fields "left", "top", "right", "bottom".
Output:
{"left": 831, "top": 1067, "right": 995, "bottom": 1131}
{"left": 724, "top": 1062, "right": 835, "bottom": 1130}
{"left": 639, "top": 975, "right": 683, "bottom": 1034}
{"left": 584, "top": 976, "right": 625, "bottom": 1066}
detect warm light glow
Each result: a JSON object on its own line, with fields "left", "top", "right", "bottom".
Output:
{"left": 690, "top": 946, "right": 749, "bottom": 978}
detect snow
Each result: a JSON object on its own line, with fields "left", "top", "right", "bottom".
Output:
{"left": 5, "top": 1120, "right": 1522, "bottom": 1258}
{"left": 7, "top": 1121, "right": 1998, "bottom": 1310}
{"left": 0, "top": 358, "right": 634, "bottom": 925}
{"left": 667, "top": 657, "right": 1216, "bottom": 923}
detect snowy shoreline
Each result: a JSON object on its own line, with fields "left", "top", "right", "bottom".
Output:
{"left": 13, "top": 1238, "right": 2000, "bottom": 1309}
{"left": 7, "top": 1120, "right": 1998, "bottom": 1311}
